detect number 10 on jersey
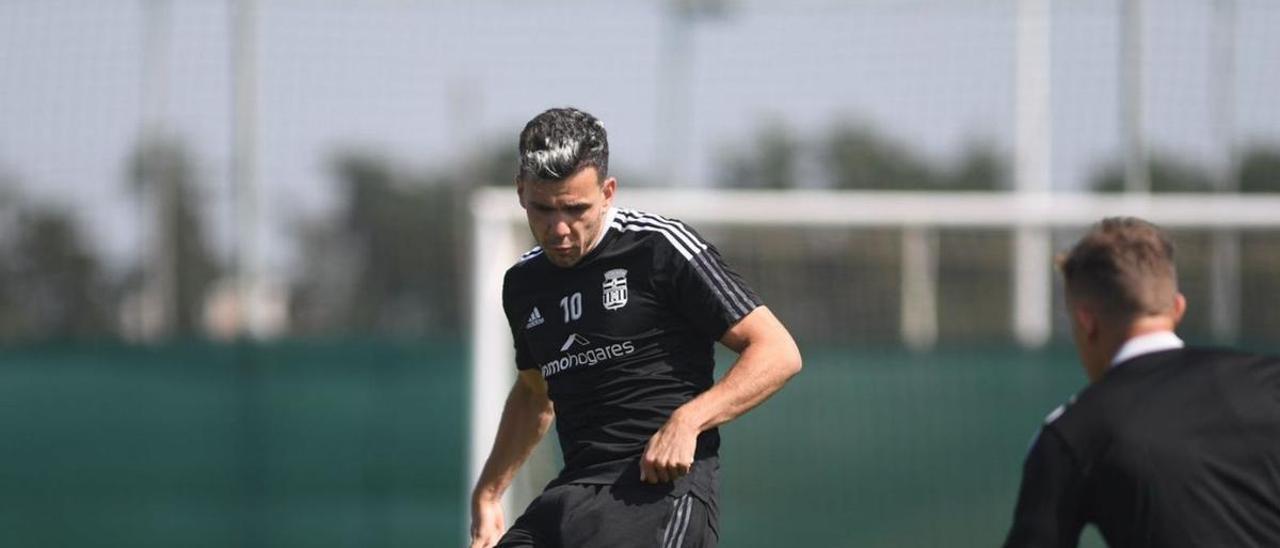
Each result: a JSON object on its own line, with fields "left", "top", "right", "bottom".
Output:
{"left": 560, "top": 292, "right": 582, "bottom": 323}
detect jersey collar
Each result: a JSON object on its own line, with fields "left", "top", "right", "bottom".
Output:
{"left": 1110, "top": 330, "right": 1184, "bottom": 368}
{"left": 584, "top": 206, "right": 618, "bottom": 256}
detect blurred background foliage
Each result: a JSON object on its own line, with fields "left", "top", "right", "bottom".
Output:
{"left": 3, "top": 125, "right": 1277, "bottom": 343}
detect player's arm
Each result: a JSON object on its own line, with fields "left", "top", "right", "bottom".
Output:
{"left": 1003, "top": 426, "right": 1086, "bottom": 548}
{"left": 469, "top": 369, "right": 554, "bottom": 548}
{"left": 641, "top": 306, "right": 801, "bottom": 483}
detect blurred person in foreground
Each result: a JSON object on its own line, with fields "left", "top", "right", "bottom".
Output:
{"left": 469, "top": 107, "right": 802, "bottom": 548}
{"left": 1004, "top": 217, "right": 1280, "bottom": 547}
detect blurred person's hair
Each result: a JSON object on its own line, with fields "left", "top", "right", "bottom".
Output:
{"left": 1058, "top": 217, "right": 1179, "bottom": 322}
{"left": 517, "top": 107, "right": 609, "bottom": 183}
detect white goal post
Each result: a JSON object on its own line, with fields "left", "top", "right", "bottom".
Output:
{"left": 468, "top": 187, "right": 1280, "bottom": 519}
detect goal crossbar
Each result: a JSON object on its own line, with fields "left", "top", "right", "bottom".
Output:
{"left": 472, "top": 189, "right": 1280, "bottom": 228}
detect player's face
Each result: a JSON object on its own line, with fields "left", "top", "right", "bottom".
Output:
{"left": 518, "top": 166, "right": 616, "bottom": 268}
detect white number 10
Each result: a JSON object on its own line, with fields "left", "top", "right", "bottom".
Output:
{"left": 560, "top": 292, "right": 582, "bottom": 323}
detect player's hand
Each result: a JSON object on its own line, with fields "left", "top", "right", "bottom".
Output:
{"left": 641, "top": 412, "right": 699, "bottom": 484}
{"left": 469, "top": 494, "right": 505, "bottom": 548}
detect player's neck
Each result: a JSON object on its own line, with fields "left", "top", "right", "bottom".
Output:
{"left": 582, "top": 206, "right": 617, "bottom": 257}
{"left": 1123, "top": 316, "right": 1178, "bottom": 341}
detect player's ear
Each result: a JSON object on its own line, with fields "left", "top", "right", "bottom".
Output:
{"left": 1171, "top": 292, "right": 1187, "bottom": 326}
{"left": 516, "top": 178, "right": 527, "bottom": 209}
{"left": 601, "top": 177, "right": 617, "bottom": 206}
{"left": 1073, "top": 304, "right": 1099, "bottom": 342}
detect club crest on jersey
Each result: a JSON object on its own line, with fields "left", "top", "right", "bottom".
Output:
{"left": 602, "top": 268, "right": 629, "bottom": 311}
{"left": 526, "top": 307, "right": 545, "bottom": 329}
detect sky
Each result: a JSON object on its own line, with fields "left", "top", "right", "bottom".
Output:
{"left": 1, "top": 0, "right": 1278, "bottom": 275}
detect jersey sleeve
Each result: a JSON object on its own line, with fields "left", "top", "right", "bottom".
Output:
{"left": 501, "top": 268, "right": 537, "bottom": 371}
{"left": 1003, "top": 425, "right": 1086, "bottom": 548}
{"left": 657, "top": 222, "right": 763, "bottom": 340}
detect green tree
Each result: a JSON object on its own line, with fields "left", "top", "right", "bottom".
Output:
{"left": 0, "top": 179, "right": 112, "bottom": 340}
{"left": 1089, "top": 154, "right": 1215, "bottom": 193}
{"left": 717, "top": 122, "right": 1006, "bottom": 192}
{"left": 470, "top": 141, "right": 519, "bottom": 188}
{"left": 942, "top": 143, "right": 1008, "bottom": 191}
{"left": 129, "top": 139, "right": 222, "bottom": 335}
{"left": 819, "top": 123, "right": 937, "bottom": 190}
{"left": 1238, "top": 147, "right": 1280, "bottom": 193}
{"left": 292, "top": 152, "right": 465, "bottom": 336}
{"left": 716, "top": 121, "right": 802, "bottom": 189}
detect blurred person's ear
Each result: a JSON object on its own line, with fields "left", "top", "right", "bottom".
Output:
{"left": 1069, "top": 304, "right": 1106, "bottom": 381}
{"left": 1171, "top": 293, "right": 1187, "bottom": 327}
{"left": 1073, "top": 305, "right": 1099, "bottom": 343}
{"left": 517, "top": 178, "right": 526, "bottom": 208}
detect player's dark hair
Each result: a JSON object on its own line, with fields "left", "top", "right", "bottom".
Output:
{"left": 1058, "top": 217, "right": 1179, "bottom": 322}
{"left": 517, "top": 107, "right": 609, "bottom": 183}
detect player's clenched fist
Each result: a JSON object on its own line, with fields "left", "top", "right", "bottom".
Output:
{"left": 469, "top": 495, "right": 505, "bottom": 548}
{"left": 641, "top": 412, "right": 699, "bottom": 484}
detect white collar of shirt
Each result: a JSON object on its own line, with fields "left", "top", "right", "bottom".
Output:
{"left": 1110, "top": 331, "right": 1184, "bottom": 368}
{"left": 585, "top": 206, "right": 618, "bottom": 255}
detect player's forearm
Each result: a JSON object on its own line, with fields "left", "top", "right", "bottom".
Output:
{"left": 676, "top": 336, "right": 801, "bottom": 433}
{"left": 472, "top": 381, "right": 555, "bottom": 502}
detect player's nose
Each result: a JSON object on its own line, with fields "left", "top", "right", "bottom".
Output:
{"left": 551, "top": 218, "right": 572, "bottom": 238}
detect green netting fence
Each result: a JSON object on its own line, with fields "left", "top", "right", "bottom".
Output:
{"left": 11, "top": 339, "right": 1268, "bottom": 546}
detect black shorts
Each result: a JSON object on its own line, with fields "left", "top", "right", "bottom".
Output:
{"left": 497, "top": 467, "right": 719, "bottom": 548}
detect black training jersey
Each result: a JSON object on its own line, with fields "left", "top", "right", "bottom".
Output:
{"left": 501, "top": 207, "right": 762, "bottom": 486}
{"left": 1004, "top": 347, "right": 1280, "bottom": 548}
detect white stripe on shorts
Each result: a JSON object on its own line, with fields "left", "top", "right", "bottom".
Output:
{"left": 662, "top": 494, "right": 694, "bottom": 548}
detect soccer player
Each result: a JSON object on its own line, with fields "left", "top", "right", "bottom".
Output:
{"left": 468, "top": 108, "right": 802, "bottom": 548}
{"left": 1004, "top": 217, "right": 1280, "bottom": 547}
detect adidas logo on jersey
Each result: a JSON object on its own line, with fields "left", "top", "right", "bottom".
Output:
{"left": 526, "top": 307, "right": 545, "bottom": 329}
